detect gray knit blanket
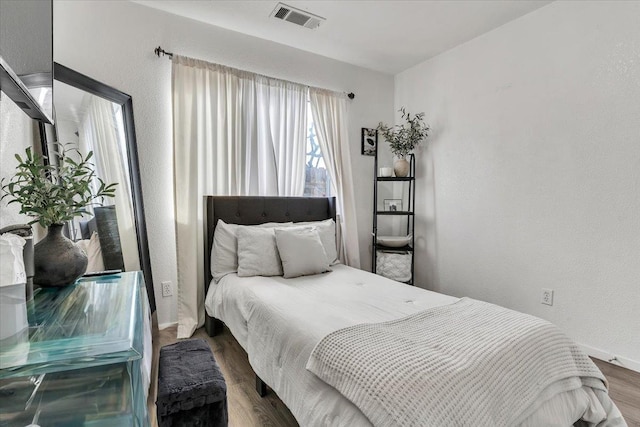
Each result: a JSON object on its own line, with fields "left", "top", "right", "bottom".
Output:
{"left": 306, "top": 298, "right": 607, "bottom": 427}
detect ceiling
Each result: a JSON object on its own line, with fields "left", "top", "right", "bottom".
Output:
{"left": 133, "top": 0, "right": 551, "bottom": 75}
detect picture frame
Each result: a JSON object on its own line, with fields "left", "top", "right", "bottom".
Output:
{"left": 384, "top": 199, "right": 402, "bottom": 212}
{"left": 361, "top": 128, "right": 377, "bottom": 156}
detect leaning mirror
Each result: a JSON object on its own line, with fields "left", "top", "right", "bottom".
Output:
{"left": 47, "top": 63, "right": 156, "bottom": 311}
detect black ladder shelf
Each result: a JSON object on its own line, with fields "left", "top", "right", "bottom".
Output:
{"left": 372, "top": 152, "right": 416, "bottom": 285}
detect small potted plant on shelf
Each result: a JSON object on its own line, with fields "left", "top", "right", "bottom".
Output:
{"left": 377, "top": 108, "right": 430, "bottom": 177}
{"left": 1, "top": 146, "right": 117, "bottom": 287}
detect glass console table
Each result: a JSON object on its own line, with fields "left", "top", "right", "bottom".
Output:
{"left": 0, "top": 271, "right": 151, "bottom": 426}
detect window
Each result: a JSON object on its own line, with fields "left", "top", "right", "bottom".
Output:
{"left": 304, "top": 104, "right": 331, "bottom": 196}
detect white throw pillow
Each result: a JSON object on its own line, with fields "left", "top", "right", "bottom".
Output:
{"left": 287, "top": 219, "right": 339, "bottom": 265}
{"left": 275, "top": 227, "right": 331, "bottom": 279}
{"left": 211, "top": 220, "right": 238, "bottom": 282}
{"left": 77, "top": 231, "right": 105, "bottom": 273}
{"left": 237, "top": 227, "right": 283, "bottom": 277}
{"left": 211, "top": 220, "right": 291, "bottom": 282}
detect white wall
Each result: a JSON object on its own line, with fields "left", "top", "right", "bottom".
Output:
{"left": 396, "top": 1, "right": 640, "bottom": 368}
{"left": 0, "top": 0, "right": 51, "bottom": 76}
{"left": 0, "top": 94, "right": 41, "bottom": 236}
{"left": 53, "top": 0, "right": 394, "bottom": 327}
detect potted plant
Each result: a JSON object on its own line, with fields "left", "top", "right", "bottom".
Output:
{"left": 377, "top": 108, "right": 430, "bottom": 177}
{"left": 1, "top": 146, "right": 116, "bottom": 287}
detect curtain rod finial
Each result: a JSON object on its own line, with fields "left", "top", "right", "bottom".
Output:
{"left": 154, "top": 46, "right": 173, "bottom": 59}
{"left": 347, "top": 92, "right": 355, "bottom": 100}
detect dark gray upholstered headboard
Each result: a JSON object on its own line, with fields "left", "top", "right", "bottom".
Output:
{"left": 203, "top": 196, "right": 336, "bottom": 333}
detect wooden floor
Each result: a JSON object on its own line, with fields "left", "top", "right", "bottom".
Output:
{"left": 148, "top": 322, "right": 297, "bottom": 427}
{"left": 592, "top": 358, "right": 640, "bottom": 427}
{"left": 149, "top": 322, "right": 640, "bottom": 427}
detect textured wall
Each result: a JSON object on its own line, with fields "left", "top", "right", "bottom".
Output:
{"left": 0, "top": 0, "right": 52, "bottom": 75}
{"left": 395, "top": 1, "right": 640, "bottom": 368}
{"left": 53, "top": 0, "right": 394, "bottom": 327}
{"left": 0, "top": 94, "right": 39, "bottom": 233}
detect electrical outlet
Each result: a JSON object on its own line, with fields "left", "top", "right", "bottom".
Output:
{"left": 541, "top": 288, "right": 554, "bottom": 306}
{"left": 162, "top": 281, "right": 173, "bottom": 297}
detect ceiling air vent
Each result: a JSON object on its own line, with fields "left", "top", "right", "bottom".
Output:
{"left": 270, "top": 3, "right": 325, "bottom": 29}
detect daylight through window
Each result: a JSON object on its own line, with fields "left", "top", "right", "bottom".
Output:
{"left": 304, "top": 103, "right": 331, "bottom": 197}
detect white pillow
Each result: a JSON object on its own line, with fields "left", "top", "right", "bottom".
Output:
{"left": 211, "top": 220, "right": 291, "bottom": 282}
{"left": 275, "top": 227, "right": 331, "bottom": 279}
{"left": 287, "top": 219, "right": 339, "bottom": 265}
{"left": 237, "top": 227, "right": 283, "bottom": 277}
{"left": 211, "top": 220, "right": 237, "bottom": 282}
{"left": 77, "top": 231, "right": 105, "bottom": 273}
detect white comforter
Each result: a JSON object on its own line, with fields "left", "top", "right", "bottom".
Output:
{"left": 204, "top": 265, "right": 624, "bottom": 427}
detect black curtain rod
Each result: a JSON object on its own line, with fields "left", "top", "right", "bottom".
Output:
{"left": 153, "top": 45, "right": 354, "bottom": 99}
{"left": 154, "top": 46, "right": 173, "bottom": 59}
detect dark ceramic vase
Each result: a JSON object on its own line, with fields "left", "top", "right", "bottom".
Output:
{"left": 34, "top": 224, "right": 88, "bottom": 287}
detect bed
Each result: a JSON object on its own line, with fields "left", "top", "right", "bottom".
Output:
{"left": 202, "top": 196, "right": 626, "bottom": 427}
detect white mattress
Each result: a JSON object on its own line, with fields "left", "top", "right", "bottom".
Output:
{"left": 204, "top": 265, "right": 624, "bottom": 427}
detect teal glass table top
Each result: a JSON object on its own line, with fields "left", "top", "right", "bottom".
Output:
{"left": 0, "top": 271, "right": 144, "bottom": 379}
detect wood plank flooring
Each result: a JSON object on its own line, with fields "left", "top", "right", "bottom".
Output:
{"left": 148, "top": 322, "right": 297, "bottom": 427}
{"left": 592, "top": 358, "right": 640, "bottom": 427}
{"left": 148, "top": 322, "right": 640, "bottom": 427}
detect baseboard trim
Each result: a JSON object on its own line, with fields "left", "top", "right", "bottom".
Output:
{"left": 580, "top": 343, "right": 640, "bottom": 373}
{"left": 158, "top": 321, "right": 178, "bottom": 330}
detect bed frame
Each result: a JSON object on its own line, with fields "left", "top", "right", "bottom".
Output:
{"left": 203, "top": 196, "right": 337, "bottom": 337}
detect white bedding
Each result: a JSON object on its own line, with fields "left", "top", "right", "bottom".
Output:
{"left": 204, "top": 265, "right": 624, "bottom": 427}
{"left": 307, "top": 297, "right": 623, "bottom": 427}
{"left": 206, "top": 264, "right": 455, "bottom": 426}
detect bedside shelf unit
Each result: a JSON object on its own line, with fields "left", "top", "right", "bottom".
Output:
{"left": 374, "top": 243, "right": 414, "bottom": 252}
{"left": 375, "top": 211, "right": 415, "bottom": 216}
{"left": 0, "top": 271, "right": 151, "bottom": 426}
{"left": 372, "top": 152, "right": 416, "bottom": 285}
{"left": 376, "top": 177, "right": 414, "bottom": 182}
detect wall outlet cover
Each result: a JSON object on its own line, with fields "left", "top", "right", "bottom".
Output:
{"left": 541, "top": 288, "right": 554, "bottom": 306}
{"left": 162, "top": 281, "right": 173, "bottom": 297}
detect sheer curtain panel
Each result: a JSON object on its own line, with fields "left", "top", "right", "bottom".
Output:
{"left": 79, "top": 96, "right": 139, "bottom": 271}
{"left": 172, "top": 56, "right": 307, "bottom": 338}
{"left": 310, "top": 88, "right": 361, "bottom": 268}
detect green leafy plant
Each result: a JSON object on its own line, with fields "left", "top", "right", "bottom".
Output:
{"left": 1, "top": 146, "right": 117, "bottom": 228}
{"left": 377, "top": 108, "right": 430, "bottom": 158}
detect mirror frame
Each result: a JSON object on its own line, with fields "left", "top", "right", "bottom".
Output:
{"left": 47, "top": 62, "right": 156, "bottom": 312}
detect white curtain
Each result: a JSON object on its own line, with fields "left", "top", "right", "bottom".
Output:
{"left": 259, "top": 81, "right": 307, "bottom": 195}
{"left": 79, "top": 96, "right": 140, "bottom": 271}
{"left": 310, "top": 88, "right": 361, "bottom": 268}
{"left": 173, "top": 55, "right": 307, "bottom": 338}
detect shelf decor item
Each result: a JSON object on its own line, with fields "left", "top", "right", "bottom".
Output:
{"left": 393, "top": 158, "right": 410, "bottom": 178}
{"left": 376, "top": 234, "right": 412, "bottom": 248}
{"left": 384, "top": 199, "right": 402, "bottom": 212}
{"left": 377, "top": 108, "right": 429, "bottom": 177}
{"left": 379, "top": 167, "right": 393, "bottom": 177}
{"left": 1, "top": 146, "right": 117, "bottom": 287}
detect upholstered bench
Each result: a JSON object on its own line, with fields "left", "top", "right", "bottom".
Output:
{"left": 156, "top": 339, "right": 228, "bottom": 427}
